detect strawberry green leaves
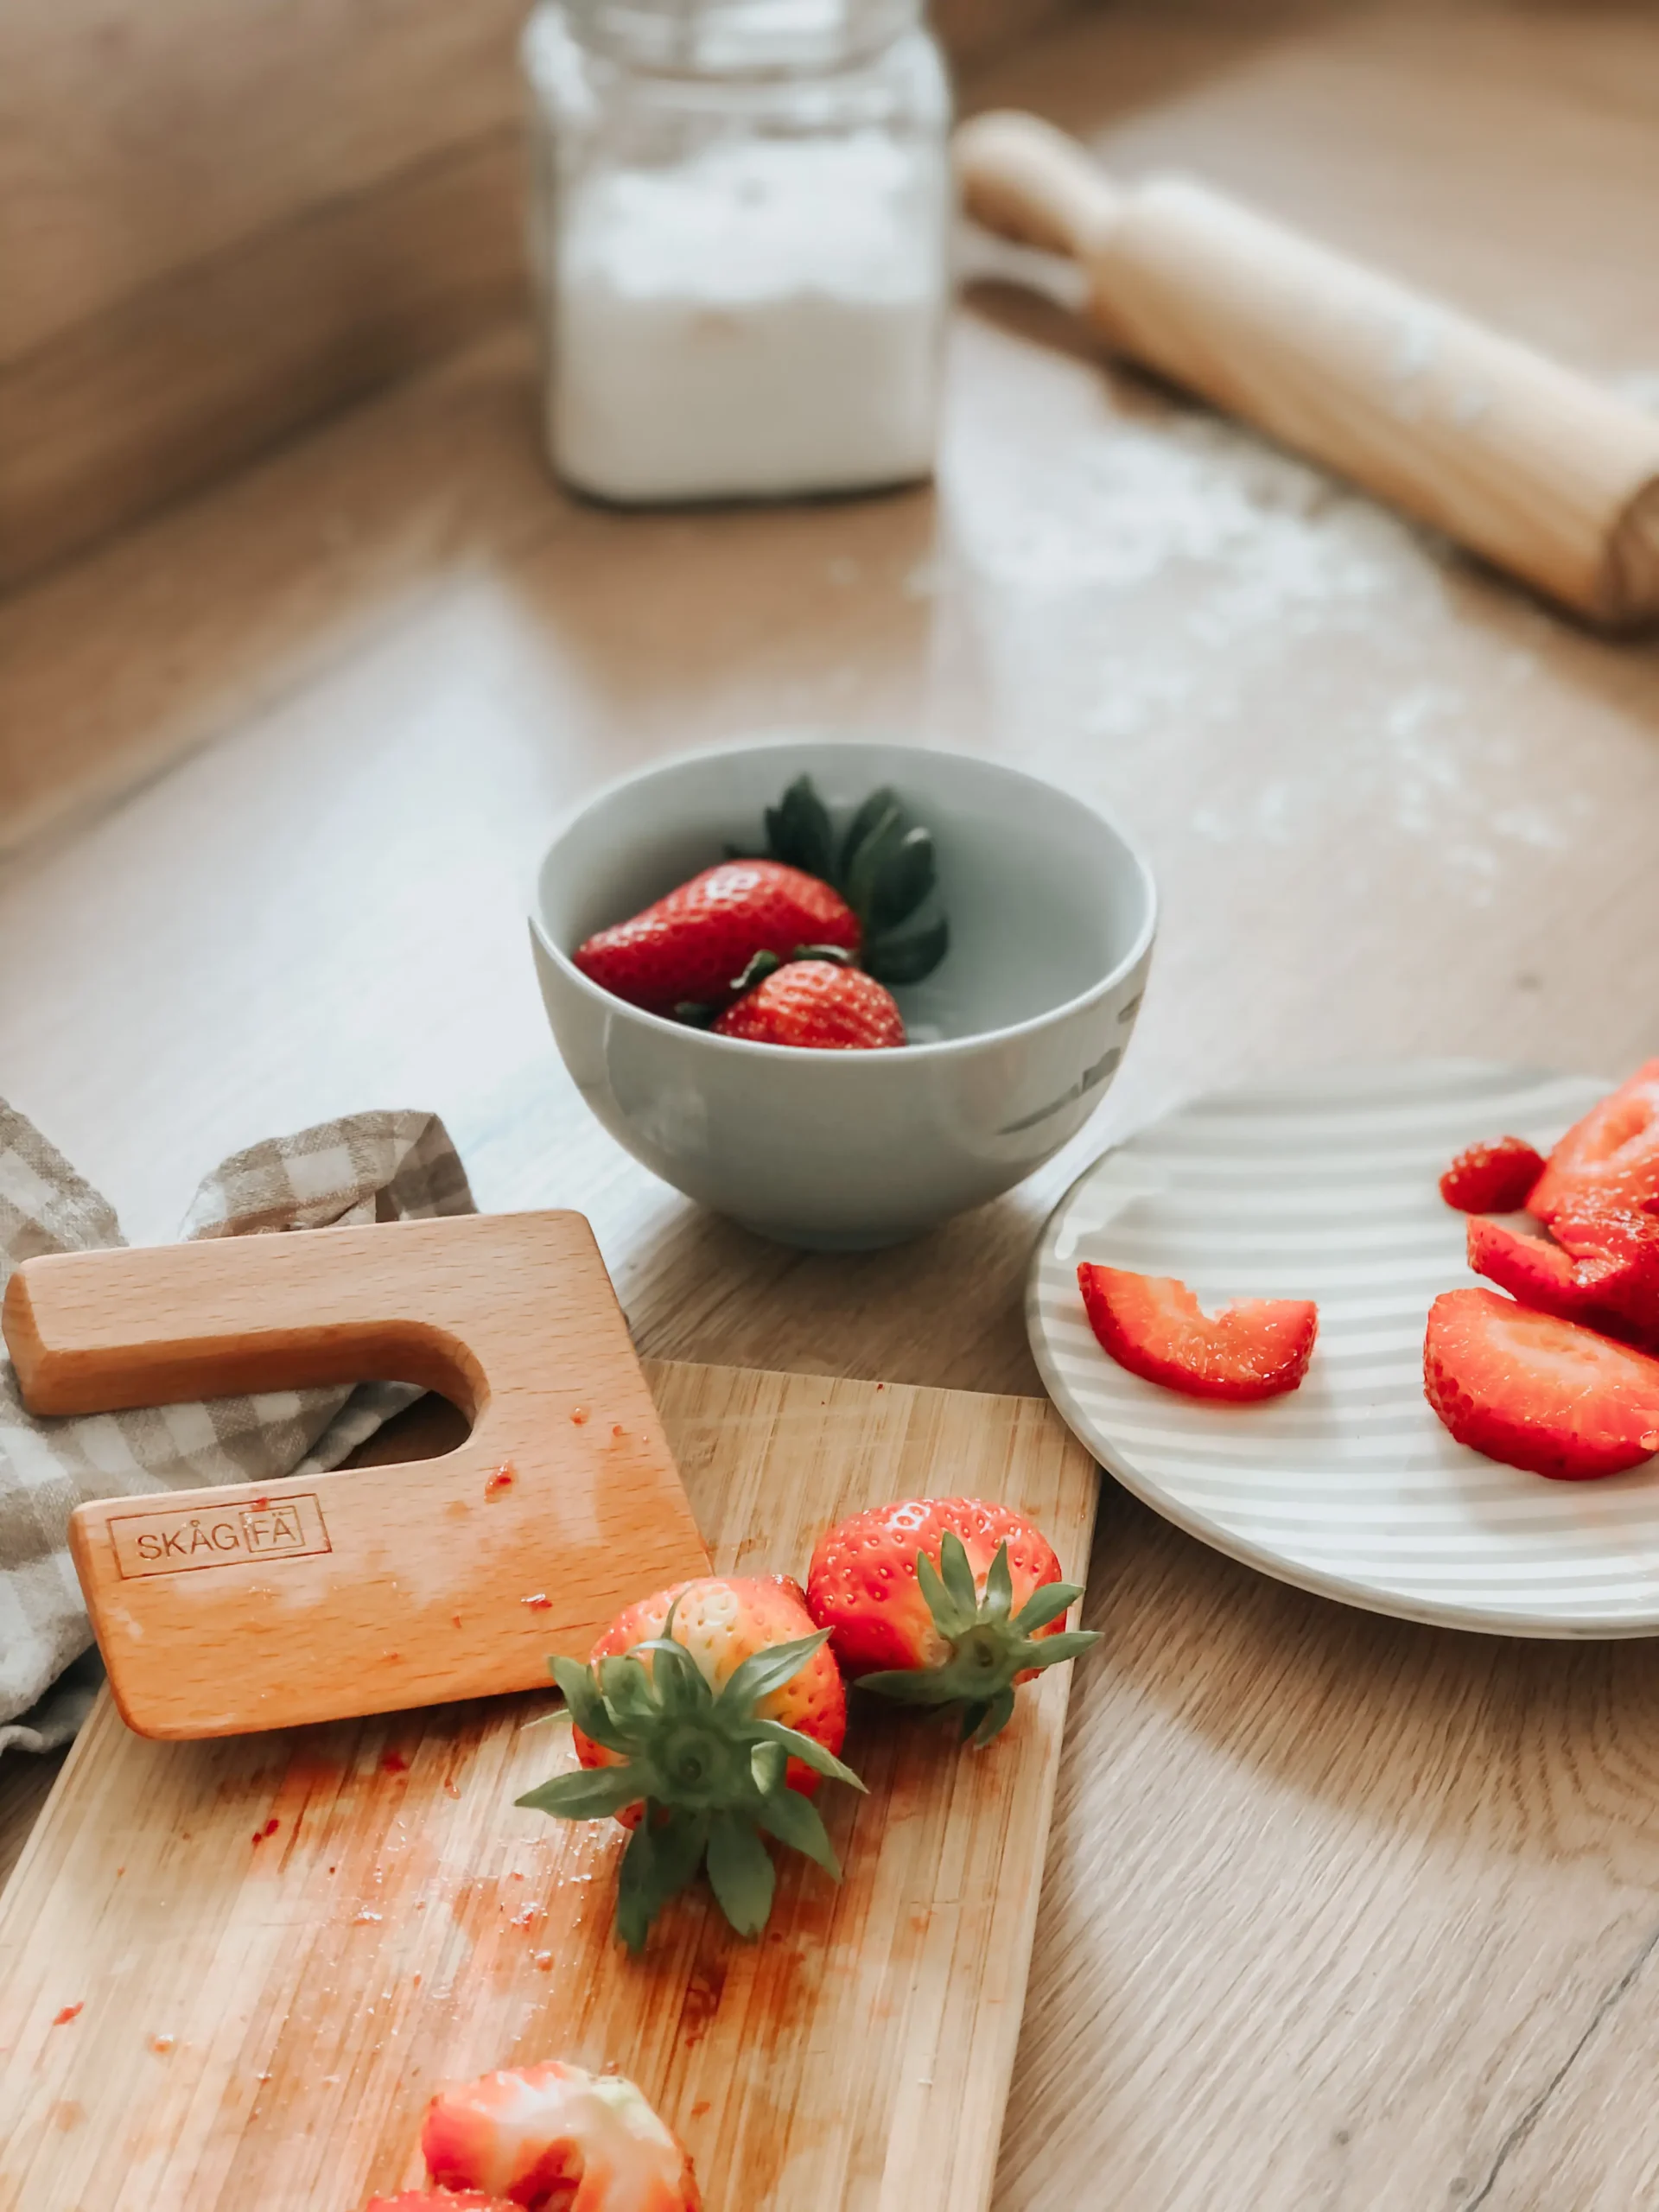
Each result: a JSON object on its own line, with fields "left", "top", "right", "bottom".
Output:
{"left": 762, "top": 777, "right": 838, "bottom": 887}
{"left": 518, "top": 1625, "right": 864, "bottom": 1955}
{"left": 752, "top": 775, "right": 949, "bottom": 988}
{"left": 704, "top": 1814, "right": 777, "bottom": 1939}
{"left": 855, "top": 1533, "right": 1100, "bottom": 1747}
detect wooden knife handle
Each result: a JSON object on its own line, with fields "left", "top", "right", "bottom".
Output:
{"left": 3, "top": 1212, "right": 709, "bottom": 1738}
{"left": 957, "top": 110, "right": 1659, "bottom": 631}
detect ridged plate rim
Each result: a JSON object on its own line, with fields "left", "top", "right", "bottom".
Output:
{"left": 1026, "top": 1059, "right": 1659, "bottom": 1639}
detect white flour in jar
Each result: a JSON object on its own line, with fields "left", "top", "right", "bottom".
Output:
{"left": 550, "top": 131, "right": 946, "bottom": 503}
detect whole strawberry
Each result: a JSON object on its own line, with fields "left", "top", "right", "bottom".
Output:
{"left": 571, "top": 775, "right": 950, "bottom": 1025}
{"left": 713, "top": 952, "right": 905, "bottom": 1050}
{"left": 518, "top": 1574, "right": 861, "bottom": 1951}
{"left": 575, "top": 860, "right": 859, "bottom": 1020}
{"left": 806, "top": 1497, "right": 1098, "bottom": 1747}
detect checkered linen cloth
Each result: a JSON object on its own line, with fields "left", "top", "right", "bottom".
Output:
{"left": 0, "top": 1103, "right": 474, "bottom": 1757}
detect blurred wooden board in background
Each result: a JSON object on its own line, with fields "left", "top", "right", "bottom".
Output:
{"left": 0, "top": 0, "right": 1073, "bottom": 589}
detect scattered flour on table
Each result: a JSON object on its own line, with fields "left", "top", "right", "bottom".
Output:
{"left": 950, "top": 409, "right": 1448, "bottom": 632}
{"left": 940, "top": 397, "right": 1602, "bottom": 894}
{"left": 1611, "top": 368, "right": 1659, "bottom": 414}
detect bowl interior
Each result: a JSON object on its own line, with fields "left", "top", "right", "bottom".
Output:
{"left": 537, "top": 741, "right": 1153, "bottom": 1043}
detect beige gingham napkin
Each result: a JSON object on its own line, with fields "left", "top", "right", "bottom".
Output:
{"left": 0, "top": 1102, "right": 475, "bottom": 1758}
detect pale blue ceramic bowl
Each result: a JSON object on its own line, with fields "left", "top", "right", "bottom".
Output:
{"left": 531, "top": 738, "right": 1156, "bottom": 1248}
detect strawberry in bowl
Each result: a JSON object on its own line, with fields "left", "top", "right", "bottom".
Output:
{"left": 805, "top": 1497, "right": 1098, "bottom": 1746}
{"left": 573, "top": 773, "right": 946, "bottom": 1031}
{"left": 713, "top": 950, "right": 906, "bottom": 1050}
{"left": 531, "top": 740, "right": 1157, "bottom": 1248}
{"left": 575, "top": 857, "right": 861, "bottom": 1021}
{"left": 517, "top": 1574, "right": 863, "bottom": 1952}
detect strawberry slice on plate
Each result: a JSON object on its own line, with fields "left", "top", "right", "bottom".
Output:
{"left": 1077, "top": 1264, "right": 1318, "bottom": 1402}
{"left": 1465, "top": 1216, "right": 1630, "bottom": 1328}
{"left": 1439, "top": 1135, "right": 1546, "bottom": 1213}
{"left": 1548, "top": 1201, "right": 1659, "bottom": 1344}
{"left": 1467, "top": 1212, "right": 1659, "bottom": 1351}
{"left": 1528, "top": 1058, "right": 1659, "bottom": 1224}
{"left": 1424, "top": 1287, "right": 1659, "bottom": 1480}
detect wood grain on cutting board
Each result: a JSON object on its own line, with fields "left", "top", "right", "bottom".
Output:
{"left": 0, "top": 1360, "right": 1098, "bottom": 2212}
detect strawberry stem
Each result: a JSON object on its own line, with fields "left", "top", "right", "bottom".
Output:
{"left": 517, "top": 1630, "right": 864, "bottom": 1953}
{"left": 757, "top": 776, "right": 950, "bottom": 987}
{"left": 855, "top": 1535, "right": 1100, "bottom": 1745}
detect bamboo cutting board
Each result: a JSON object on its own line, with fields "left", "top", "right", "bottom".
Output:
{"left": 0, "top": 1360, "right": 1098, "bottom": 2212}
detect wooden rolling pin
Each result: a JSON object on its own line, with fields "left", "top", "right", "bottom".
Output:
{"left": 956, "top": 111, "right": 1659, "bottom": 631}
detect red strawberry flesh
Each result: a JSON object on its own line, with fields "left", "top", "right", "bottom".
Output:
{"left": 1438, "top": 1135, "right": 1546, "bottom": 1213}
{"left": 1468, "top": 1215, "right": 1659, "bottom": 1351}
{"left": 1548, "top": 1202, "right": 1659, "bottom": 1340}
{"left": 1424, "top": 1287, "right": 1659, "bottom": 1480}
{"left": 574, "top": 861, "right": 859, "bottom": 1019}
{"left": 422, "top": 2060, "right": 702, "bottom": 2210}
{"left": 1529, "top": 1059, "right": 1659, "bottom": 1224}
{"left": 1466, "top": 1214, "right": 1619, "bottom": 1314}
{"left": 363, "top": 2196, "right": 519, "bottom": 2210}
{"left": 1077, "top": 1263, "right": 1318, "bottom": 1402}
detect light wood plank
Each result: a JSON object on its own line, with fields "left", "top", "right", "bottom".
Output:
{"left": 0, "top": 1752, "right": 63, "bottom": 1892}
{"left": 0, "top": 0, "right": 528, "bottom": 587}
{"left": 0, "top": 1362, "right": 1098, "bottom": 2212}
{"left": 0, "top": 0, "right": 1087, "bottom": 587}
{"left": 3, "top": 3, "right": 1659, "bottom": 2205}
{"left": 0, "top": 135, "right": 523, "bottom": 590}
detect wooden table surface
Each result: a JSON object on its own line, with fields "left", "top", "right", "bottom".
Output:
{"left": 3, "top": 2, "right": 1659, "bottom": 2204}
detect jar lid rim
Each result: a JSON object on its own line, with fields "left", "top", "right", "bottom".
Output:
{"left": 553, "top": 0, "right": 925, "bottom": 75}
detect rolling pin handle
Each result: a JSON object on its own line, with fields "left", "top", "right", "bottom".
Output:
{"left": 955, "top": 110, "right": 1126, "bottom": 264}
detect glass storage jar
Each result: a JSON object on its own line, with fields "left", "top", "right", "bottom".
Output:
{"left": 520, "top": 0, "right": 952, "bottom": 505}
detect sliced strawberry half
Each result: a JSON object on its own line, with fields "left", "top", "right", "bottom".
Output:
{"left": 1439, "top": 1135, "right": 1546, "bottom": 1214}
{"left": 1465, "top": 1217, "right": 1630, "bottom": 1329}
{"left": 1549, "top": 1202, "right": 1659, "bottom": 1343}
{"left": 1470, "top": 1210, "right": 1659, "bottom": 1352}
{"left": 1529, "top": 1059, "right": 1659, "bottom": 1224}
{"left": 1424, "top": 1287, "right": 1659, "bottom": 1480}
{"left": 1077, "top": 1264, "right": 1318, "bottom": 1402}
{"left": 422, "top": 2061, "right": 702, "bottom": 2210}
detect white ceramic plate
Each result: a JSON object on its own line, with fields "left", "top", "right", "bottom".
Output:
{"left": 1027, "top": 1060, "right": 1659, "bottom": 1638}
